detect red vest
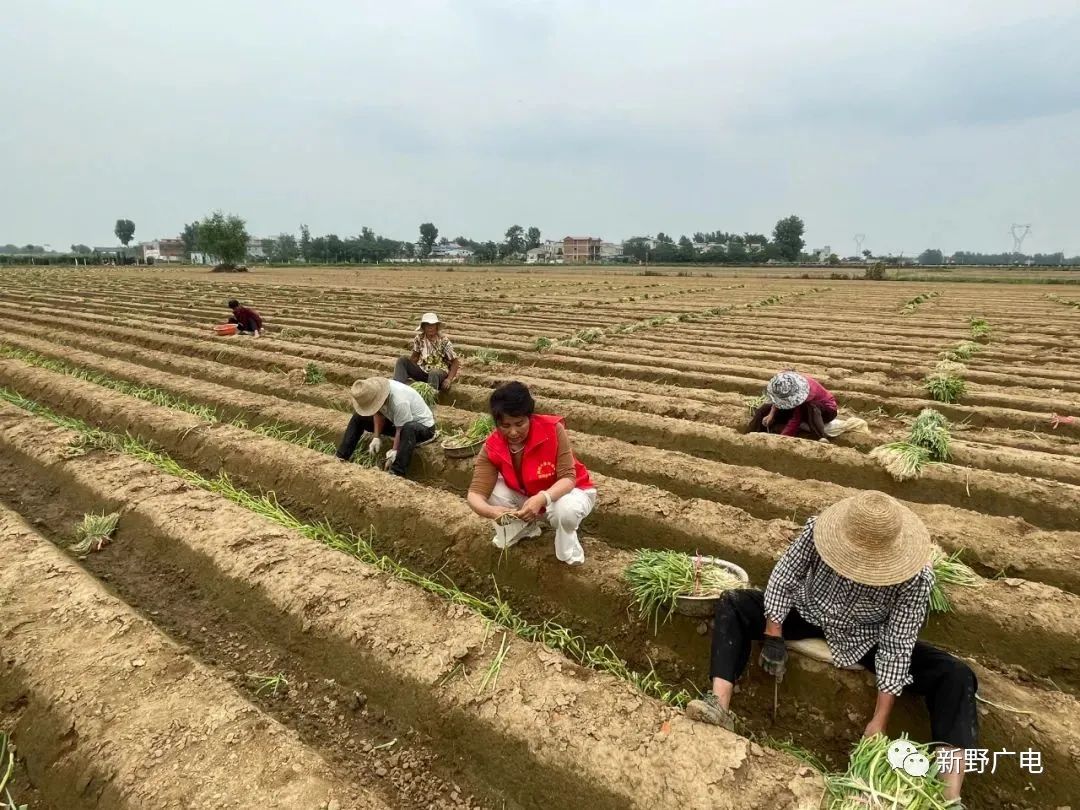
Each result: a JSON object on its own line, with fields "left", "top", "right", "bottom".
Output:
{"left": 484, "top": 414, "right": 595, "bottom": 497}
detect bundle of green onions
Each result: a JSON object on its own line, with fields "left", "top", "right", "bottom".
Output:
{"left": 409, "top": 381, "right": 438, "bottom": 406}
{"left": 825, "top": 734, "right": 952, "bottom": 809}
{"left": 70, "top": 511, "right": 120, "bottom": 554}
{"left": 444, "top": 414, "right": 496, "bottom": 448}
{"left": 929, "top": 548, "right": 981, "bottom": 613}
{"left": 625, "top": 549, "right": 745, "bottom": 631}
{"left": 871, "top": 409, "right": 952, "bottom": 482}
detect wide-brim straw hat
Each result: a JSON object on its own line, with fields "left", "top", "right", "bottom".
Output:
{"left": 350, "top": 377, "right": 391, "bottom": 417}
{"left": 415, "top": 312, "right": 441, "bottom": 331}
{"left": 766, "top": 371, "right": 810, "bottom": 410}
{"left": 813, "top": 491, "right": 932, "bottom": 586}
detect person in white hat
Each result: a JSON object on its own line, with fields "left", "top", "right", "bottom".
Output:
{"left": 336, "top": 376, "right": 436, "bottom": 477}
{"left": 686, "top": 491, "right": 976, "bottom": 805}
{"left": 393, "top": 312, "right": 460, "bottom": 393}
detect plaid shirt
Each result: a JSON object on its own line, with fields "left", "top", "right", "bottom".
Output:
{"left": 764, "top": 517, "right": 934, "bottom": 696}
{"left": 411, "top": 333, "right": 456, "bottom": 373}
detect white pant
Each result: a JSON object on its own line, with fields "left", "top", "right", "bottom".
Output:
{"left": 487, "top": 477, "right": 596, "bottom": 565}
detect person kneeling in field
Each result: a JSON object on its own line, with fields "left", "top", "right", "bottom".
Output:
{"left": 748, "top": 370, "right": 865, "bottom": 442}
{"left": 465, "top": 381, "right": 596, "bottom": 566}
{"left": 227, "top": 299, "right": 263, "bottom": 337}
{"left": 336, "top": 377, "right": 436, "bottom": 477}
{"left": 686, "top": 491, "right": 977, "bottom": 806}
{"left": 394, "top": 312, "right": 460, "bottom": 392}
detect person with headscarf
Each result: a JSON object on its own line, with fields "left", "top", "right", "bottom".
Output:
{"left": 393, "top": 312, "right": 460, "bottom": 392}
{"left": 747, "top": 371, "right": 865, "bottom": 441}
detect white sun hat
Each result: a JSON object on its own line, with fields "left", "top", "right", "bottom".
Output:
{"left": 416, "top": 312, "right": 442, "bottom": 331}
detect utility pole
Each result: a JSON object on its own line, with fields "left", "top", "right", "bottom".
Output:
{"left": 1010, "top": 223, "right": 1031, "bottom": 254}
{"left": 854, "top": 234, "right": 865, "bottom": 256}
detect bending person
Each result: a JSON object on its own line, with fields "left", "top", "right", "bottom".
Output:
{"left": 686, "top": 491, "right": 976, "bottom": 806}
{"left": 748, "top": 371, "right": 863, "bottom": 441}
{"left": 227, "top": 299, "right": 263, "bottom": 336}
{"left": 336, "top": 377, "right": 435, "bottom": 477}
{"left": 465, "top": 381, "right": 596, "bottom": 565}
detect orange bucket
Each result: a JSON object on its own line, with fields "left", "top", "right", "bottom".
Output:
{"left": 214, "top": 323, "right": 238, "bottom": 336}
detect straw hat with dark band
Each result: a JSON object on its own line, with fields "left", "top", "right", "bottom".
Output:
{"left": 813, "top": 491, "right": 932, "bottom": 586}
{"left": 350, "top": 377, "right": 391, "bottom": 417}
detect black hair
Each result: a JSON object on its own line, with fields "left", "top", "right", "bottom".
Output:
{"left": 489, "top": 381, "right": 535, "bottom": 420}
{"left": 227, "top": 299, "right": 240, "bottom": 309}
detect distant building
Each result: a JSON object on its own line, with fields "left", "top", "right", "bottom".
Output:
{"left": 598, "top": 241, "right": 622, "bottom": 260}
{"left": 563, "top": 236, "right": 602, "bottom": 264}
{"left": 247, "top": 237, "right": 267, "bottom": 260}
{"left": 139, "top": 238, "right": 185, "bottom": 263}
{"left": 429, "top": 243, "right": 473, "bottom": 263}
{"left": 526, "top": 240, "right": 564, "bottom": 264}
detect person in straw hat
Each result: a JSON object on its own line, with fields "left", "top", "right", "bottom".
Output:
{"left": 686, "top": 491, "right": 977, "bottom": 804}
{"left": 394, "top": 312, "right": 461, "bottom": 393}
{"left": 336, "top": 376, "right": 436, "bottom": 477}
{"left": 747, "top": 370, "right": 866, "bottom": 442}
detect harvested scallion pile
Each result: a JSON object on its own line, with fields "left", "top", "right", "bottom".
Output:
{"left": 908, "top": 409, "right": 951, "bottom": 462}
{"left": 929, "top": 548, "right": 981, "bottom": 613}
{"left": 409, "top": 381, "right": 438, "bottom": 406}
{"left": 625, "top": 549, "right": 745, "bottom": 631}
{"left": 70, "top": 511, "right": 120, "bottom": 555}
{"left": 871, "top": 409, "right": 952, "bottom": 481}
{"left": 870, "top": 442, "right": 932, "bottom": 482}
{"left": 825, "top": 734, "right": 951, "bottom": 809}
{"left": 444, "top": 414, "right": 496, "bottom": 448}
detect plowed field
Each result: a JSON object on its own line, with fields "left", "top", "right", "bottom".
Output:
{"left": 1, "top": 264, "right": 1077, "bottom": 809}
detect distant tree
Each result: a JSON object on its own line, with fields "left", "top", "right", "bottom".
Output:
{"left": 271, "top": 233, "right": 299, "bottom": 262}
{"left": 474, "top": 241, "right": 499, "bottom": 262}
{"left": 862, "top": 249, "right": 873, "bottom": 260}
{"left": 771, "top": 215, "right": 805, "bottom": 261}
{"left": 622, "top": 237, "right": 650, "bottom": 262}
{"left": 677, "top": 235, "right": 697, "bottom": 262}
{"left": 195, "top": 211, "right": 249, "bottom": 265}
{"left": 655, "top": 232, "right": 675, "bottom": 245}
{"left": 70, "top": 243, "right": 91, "bottom": 254}
{"left": 692, "top": 232, "right": 707, "bottom": 244}
{"left": 525, "top": 226, "right": 542, "bottom": 250}
{"left": 504, "top": 225, "right": 525, "bottom": 256}
{"left": 828, "top": 253, "right": 841, "bottom": 265}
{"left": 726, "top": 236, "right": 749, "bottom": 263}
{"left": 180, "top": 222, "right": 199, "bottom": 258}
{"left": 114, "top": 219, "right": 135, "bottom": 247}
{"left": 918, "top": 248, "right": 944, "bottom": 265}
{"left": 418, "top": 223, "right": 438, "bottom": 257}
{"left": 299, "top": 224, "right": 312, "bottom": 261}
{"left": 403, "top": 242, "right": 416, "bottom": 259}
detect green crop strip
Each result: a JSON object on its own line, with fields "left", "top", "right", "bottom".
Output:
{"left": 0, "top": 343, "right": 373, "bottom": 466}
{"left": 0, "top": 385, "right": 693, "bottom": 708}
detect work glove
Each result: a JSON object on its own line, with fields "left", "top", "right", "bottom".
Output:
{"left": 383, "top": 449, "right": 397, "bottom": 470}
{"left": 759, "top": 634, "right": 787, "bottom": 680}
{"left": 368, "top": 436, "right": 383, "bottom": 456}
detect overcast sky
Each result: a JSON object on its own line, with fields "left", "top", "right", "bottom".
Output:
{"left": 3, "top": 0, "right": 1079, "bottom": 255}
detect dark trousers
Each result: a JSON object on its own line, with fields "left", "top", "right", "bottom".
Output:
{"left": 394, "top": 356, "right": 446, "bottom": 390}
{"left": 335, "top": 413, "right": 435, "bottom": 476}
{"left": 747, "top": 403, "right": 837, "bottom": 439}
{"left": 709, "top": 589, "right": 978, "bottom": 749}
{"left": 227, "top": 316, "right": 257, "bottom": 334}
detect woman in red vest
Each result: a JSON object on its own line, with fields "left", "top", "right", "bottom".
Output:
{"left": 466, "top": 381, "right": 597, "bottom": 565}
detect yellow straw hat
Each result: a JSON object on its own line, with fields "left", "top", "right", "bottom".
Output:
{"left": 813, "top": 491, "right": 932, "bottom": 586}
{"left": 349, "top": 377, "right": 391, "bottom": 417}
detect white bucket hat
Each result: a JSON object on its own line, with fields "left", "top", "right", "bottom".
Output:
{"left": 766, "top": 371, "right": 810, "bottom": 410}
{"left": 416, "top": 312, "right": 441, "bottom": 331}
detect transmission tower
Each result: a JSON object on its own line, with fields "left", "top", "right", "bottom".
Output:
{"left": 854, "top": 234, "right": 866, "bottom": 255}
{"left": 1010, "top": 224, "right": 1031, "bottom": 254}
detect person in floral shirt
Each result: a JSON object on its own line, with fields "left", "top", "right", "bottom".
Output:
{"left": 393, "top": 312, "right": 460, "bottom": 391}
